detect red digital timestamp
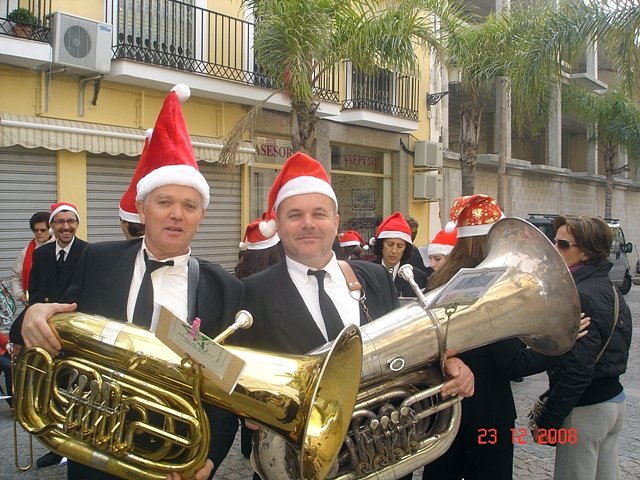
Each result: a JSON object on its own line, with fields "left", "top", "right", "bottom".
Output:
{"left": 477, "top": 427, "right": 578, "bottom": 445}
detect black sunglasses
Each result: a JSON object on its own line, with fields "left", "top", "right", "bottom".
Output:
{"left": 553, "top": 238, "right": 578, "bottom": 251}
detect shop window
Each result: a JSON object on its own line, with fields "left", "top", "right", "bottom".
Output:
{"left": 331, "top": 145, "right": 392, "bottom": 242}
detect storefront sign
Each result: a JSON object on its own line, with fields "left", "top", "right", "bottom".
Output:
{"left": 255, "top": 137, "right": 294, "bottom": 162}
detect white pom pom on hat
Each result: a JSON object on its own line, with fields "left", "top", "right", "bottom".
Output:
{"left": 242, "top": 214, "right": 280, "bottom": 250}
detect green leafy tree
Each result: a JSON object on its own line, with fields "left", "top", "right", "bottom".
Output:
{"left": 563, "top": 87, "right": 640, "bottom": 218}
{"left": 221, "top": 0, "right": 467, "bottom": 162}
{"left": 443, "top": 1, "right": 592, "bottom": 196}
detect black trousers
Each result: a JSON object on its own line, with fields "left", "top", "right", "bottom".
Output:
{"left": 422, "top": 422, "right": 514, "bottom": 480}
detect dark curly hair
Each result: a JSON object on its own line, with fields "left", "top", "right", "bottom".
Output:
{"left": 372, "top": 238, "right": 415, "bottom": 265}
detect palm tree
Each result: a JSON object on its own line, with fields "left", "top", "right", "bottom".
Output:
{"left": 221, "top": 0, "right": 467, "bottom": 163}
{"left": 443, "top": 1, "right": 593, "bottom": 197}
{"left": 562, "top": 87, "right": 640, "bottom": 218}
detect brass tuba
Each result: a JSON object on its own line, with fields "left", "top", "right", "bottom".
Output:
{"left": 253, "top": 217, "right": 581, "bottom": 479}
{"left": 13, "top": 311, "right": 363, "bottom": 480}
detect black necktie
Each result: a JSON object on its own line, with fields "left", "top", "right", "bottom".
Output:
{"left": 307, "top": 269, "right": 344, "bottom": 340}
{"left": 133, "top": 251, "right": 174, "bottom": 329}
{"left": 56, "top": 250, "right": 65, "bottom": 278}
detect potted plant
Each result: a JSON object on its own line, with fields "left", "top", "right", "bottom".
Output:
{"left": 7, "top": 7, "right": 39, "bottom": 38}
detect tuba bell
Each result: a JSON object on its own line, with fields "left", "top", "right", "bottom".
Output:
{"left": 253, "top": 217, "right": 581, "bottom": 479}
{"left": 13, "top": 311, "right": 363, "bottom": 480}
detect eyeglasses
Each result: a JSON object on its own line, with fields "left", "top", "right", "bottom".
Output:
{"left": 32, "top": 228, "right": 48, "bottom": 233}
{"left": 553, "top": 238, "right": 578, "bottom": 251}
{"left": 51, "top": 218, "right": 78, "bottom": 226}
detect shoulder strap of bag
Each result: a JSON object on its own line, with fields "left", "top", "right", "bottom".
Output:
{"left": 595, "top": 285, "right": 619, "bottom": 364}
{"left": 337, "top": 260, "right": 362, "bottom": 292}
{"left": 337, "top": 260, "right": 373, "bottom": 323}
{"left": 187, "top": 257, "right": 200, "bottom": 324}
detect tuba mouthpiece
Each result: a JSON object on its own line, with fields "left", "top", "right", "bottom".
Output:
{"left": 234, "top": 310, "right": 253, "bottom": 329}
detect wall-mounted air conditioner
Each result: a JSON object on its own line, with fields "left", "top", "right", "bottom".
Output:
{"left": 50, "top": 12, "right": 112, "bottom": 74}
{"left": 414, "top": 141, "right": 443, "bottom": 168}
{"left": 413, "top": 172, "right": 442, "bottom": 200}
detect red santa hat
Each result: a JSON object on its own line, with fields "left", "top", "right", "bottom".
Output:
{"left": 49, "top": 201, "right": 79, "bottom": 224}
{"left": 260, "top": 151, "right": 337, "bottom": 237}
{"left": 240, "top": 213, "right": 281, "bottom": 251}
{"left": 119, "top": 128, "right": 153, "bottom": 223}
{"left": 135, "top": 84, "right": 210, "bottom": 208}
{"left": 375, "top": 212, "right": 413, "bottom": 244}
{"left": 428, "top": 228, "right": 457, "bottom": 256}
{"left": 339, "top": 230, "right": 369, "bottom": 250}
{"left": 445, "top": 194, "right": 504, "bottom": 238}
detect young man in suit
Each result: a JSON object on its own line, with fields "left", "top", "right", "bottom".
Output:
{"left": 239, "top": 152, "right": 475, "bottom": 478}
{"left": 27, "top": 202, "right": 88, "bottom": 305}
{"left": 13, "top": 85, "right": 243, "bottom": 480}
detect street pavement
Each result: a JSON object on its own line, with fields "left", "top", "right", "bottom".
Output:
{"left": 1, "top": 286, "right": 638, "bottom": 479}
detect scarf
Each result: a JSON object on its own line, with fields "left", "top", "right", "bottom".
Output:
{"left": 21, "top": 239, "right": 37, "bottom": 292}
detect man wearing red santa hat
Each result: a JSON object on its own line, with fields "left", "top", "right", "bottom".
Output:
{"left": 238, "top": 151, "right": 475, "bottom": 479}
{"left": 13, "top": 85, "right": 243, "bottom": 480}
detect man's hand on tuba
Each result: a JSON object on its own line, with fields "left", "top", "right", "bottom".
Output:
{"left": 165, "top": 459, "right": 214, "bottom": 480}
{"left": 441, "top": 350, "right": 475, "bottom": 398}
{"left": 22, "top": 302, "right": 77, "bottom": 354}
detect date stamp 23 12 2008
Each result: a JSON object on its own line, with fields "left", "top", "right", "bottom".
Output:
{"left": 477, "top": 427, "right": 578, "bottom": 446}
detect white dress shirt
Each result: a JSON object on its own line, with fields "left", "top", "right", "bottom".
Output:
{"left": 126, "top": 239, "right": 190, "bottom": 332}
{"left": 286, "top": 253, "right": 361, "bottom": 340}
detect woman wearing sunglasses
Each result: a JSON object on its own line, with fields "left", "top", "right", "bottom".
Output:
{"left": 530, "top": 215, "right": 632, "bottom": 480}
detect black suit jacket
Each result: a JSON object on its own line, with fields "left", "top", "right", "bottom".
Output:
{"left": 13, "top": 238, "right": 244, "bottom": 479}
{"left": 28, "top": 238, "right": 88, "bottom": 303}
{"left": 239, "top": 259, "right": 399, "bottom": 355}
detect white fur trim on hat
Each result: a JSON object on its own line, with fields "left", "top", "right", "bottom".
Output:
{"left": 245, "top": 232, "right": 280, "bottom": 251}
{"left": 428, "top": 244, "right": 454, "bottom": 256}
{"left": 457, "top": 222, "right": 494, "bottom": 238}
{"left": 259, "top": 219, "right": 277, "bottom": 238}
{"left": 119, "top": 208, "right": 140, "bottom": 224}
{"left": 274, "top": 176, "right": 338, "bottom": 211}
{"left": 136, "top": 164, "right": 210, "bottom": 208}
{"left": 457, "top": 213, "right": 506, "bottom": 238}
{"left": 340, "top": 240, "right": 361, "bottom": 247}
{"left": 49, "top": 204, "right": 79, "bottom": 224}
{"left": 377, "top": 230, "right": 412, "bottom": 244}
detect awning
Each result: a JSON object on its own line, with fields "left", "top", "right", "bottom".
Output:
{"left": 0, "top": 113, "right": 255, "bottom": 165}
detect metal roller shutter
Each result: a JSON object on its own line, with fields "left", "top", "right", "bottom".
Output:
{"left": 86, "top": 156, "right": 241, "bottom": 272}
{"left": 0, "top": 148, "right": 57, "bottom": 286}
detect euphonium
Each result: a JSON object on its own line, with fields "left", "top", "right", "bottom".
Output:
{"left": 13, "top": 311, "right": 363, "bottom": 480}
{"left": 253, "top": 217, "right": 581, "bottom": 479}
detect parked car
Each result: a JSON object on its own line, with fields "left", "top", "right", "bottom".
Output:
{"left": 527, "top": 213, "right": 634, "bottom": 294}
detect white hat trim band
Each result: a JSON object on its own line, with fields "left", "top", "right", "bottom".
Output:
{"left": 136, "top": 164, "right": 210, "bottom": 209}
{"left": 457, "top": 222, "right": 494, "bottom": 238}
{"left": 49, "top": 205, "right": 79, "bottom": 224}
{"left": 377, "top": 230, "right": 412, "bottom": 244}
{"left": 246, "top": 233, "right": 280, "bottom": 250}
{"left": 119, "top": 208, "right": 141, "bottom": 224}
{"left": 340, "top": 240, "right": 361, "bottom": 247}
{"left": 274, "top": 176, "right": 338, "bottom": 211}
{"left": 428, "top": 244, "right": 454, "bottom": 256}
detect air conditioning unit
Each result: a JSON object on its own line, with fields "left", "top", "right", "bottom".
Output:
{"left": 413, "top": 172, "right": 442, "bottom": 200}
{"left": 50, "top": 12, "right": 112, "bottom": 74}
{"left": 414, "top": 141, "right": 443, "bottom": 168}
